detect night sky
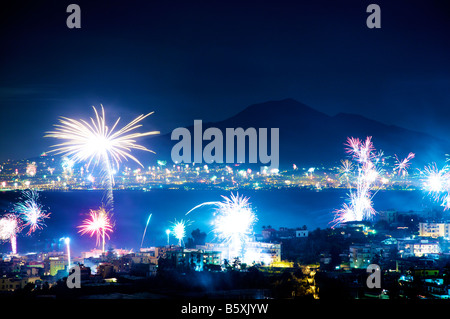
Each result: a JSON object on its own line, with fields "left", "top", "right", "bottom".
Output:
{"left": 1, "top": 0, "right": 449, "bottom": 162}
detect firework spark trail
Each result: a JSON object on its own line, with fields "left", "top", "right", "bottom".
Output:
{"left": 14, "top": 190, "right": 50, "bottom": 236}
{"left": 140, "top": 213, "right": 152, "bottom": 248}
{"left": 78, "top": 207, "right": 114, "bottom": 252}
{"left": 45, "top": 105, "right": 159, "bottom": 209}
{"left": 332, "top": 137, "right": 382, "bottom": 226}
{"left": 186, "top": 193, "right": 257, "bottom": 261}
{"left": 102, "top": 155, "right": 115, "bottom": 208}
{"left": 394, "top": 152, "right": 415, "bottom": 176}
{"left": 0, "top": 214, "right": 21, "bottom": 254}
{"left": 185, "top": 202, "right": 221, "bottom": 216}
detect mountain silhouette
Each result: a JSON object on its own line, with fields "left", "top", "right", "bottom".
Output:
{"left": 147, "top": 99, "right": 450, "bottom": 169}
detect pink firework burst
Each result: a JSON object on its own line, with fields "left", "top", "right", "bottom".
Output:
{"left": 78, "top": 207, "right": 114, "bottom": 252}
{"left": 0, "top": 213, "right": 22, "bottom": 254}
{"left": 333, "top": 136, "right": 381, "bottom": 227}
{"left": 345, "top": 136, "right": 376, "bottom": 165}
{"left": 394, "top": 152, "right": 415, "bottom": 176}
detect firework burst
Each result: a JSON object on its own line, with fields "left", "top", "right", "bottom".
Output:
{"left": 186, "top": 193, "right": 257, "bottom": 260}
{"left": 0, "top": 214, "right": 21, "bottom": 254}
{"left": 333, "top": 189, "right": 376, "bottom": 225}
{"left": 345, "top": 136, "right": 376, "bottom": 164}
{"left": 212, "top": 194, "right": 257, "bottom": 249}
{"left": 421, "top": 163, "right": 448, "bottom": 193}
{"left": 46, "top": 105, "right": 159, "bottom": 208}
{"left": 26, "top": 162, "right": 37, "bottom": 177}
{"left": 78, "top": 207, "right": 114, "bottom": 252}
{"left": 14, "top": 190, "right": 50, "bottom": 236}
{"left": 171, "top": 219, "right": 192, "bottom": 246}
{"left": 420, "top": 163, "right": 450, "bottom": 209}
{"left": 338, "top": 159, "right": 353, "bottom": 182}
{"left": 394, "top": 152, "right": 415, "bottom": 177}
{"left": 332, "top": 137, "right": 382, "bottom": 227}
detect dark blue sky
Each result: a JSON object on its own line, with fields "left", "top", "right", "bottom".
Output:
{"left": 1, "top": 0, "right": 449, "bottom": 161}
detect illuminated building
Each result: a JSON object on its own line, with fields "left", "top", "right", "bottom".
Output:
{"left": 378, "top": 209, "right": 398, "bottom": 223}
{"left": 81, "top": 248, "right": 133, "bottom": 259}
{"left": 165, "top": 248, "right": 222, "bottom": 271}
{"left": 261, "top": 228, "right": 276, "bottom": 241}
{"left": 81, "top": 249, "right": 104, "bottom": 259}
{"left": 97, "top": 263, "right": 114, "bottom": 278}
{"left": 49, "top": 256, "right": 66, "bottom": 276}
{"left": 110, "top": 256, "right": 132, "bottom": 273}
{"left": 130, "top": 252, "right": 158, "bottom": 265}
{"left": 130, "top": 262, "right": 157, "bottom": 277}
{"left": 204, "top": 241, "right": 281, "bottom": 265}
{"left": 113, "top": 248, "right": 134, "bottom": 257}
{"left": 419, "top": 222, "right": 450, "bottom": 239}
{"left": 296, "top": 230, "right": 308, "bottom": 238}
{"left": 349, "top": 244, "right": 375, "bottom": 269}
{"left": 398, "top": 239, "right": 441, "bottom": 258}
{"left": 0, "top": 276, "right": 40, "bottom": 292}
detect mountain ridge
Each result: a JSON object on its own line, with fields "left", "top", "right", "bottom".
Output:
{"left": 130, "top": 99, "right": 450, "bottom": 168}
